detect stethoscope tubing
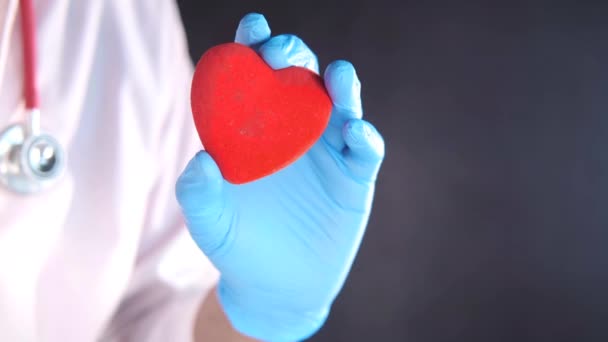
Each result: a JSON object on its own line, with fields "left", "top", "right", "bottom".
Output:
{"left": 20, "top": 0, "right": 40, "bottom": 111}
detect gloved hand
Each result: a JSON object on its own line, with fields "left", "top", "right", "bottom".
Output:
{"left": 176, "top": 13, "right": 385, "bottom": 342}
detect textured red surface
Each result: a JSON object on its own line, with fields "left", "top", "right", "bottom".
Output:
{"left": 190, "top": 43, "right": 333, "bottom": 184}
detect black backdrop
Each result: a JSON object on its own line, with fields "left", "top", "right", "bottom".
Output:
{"left": 176, "top": 1, "right": 608, "bottom": 341}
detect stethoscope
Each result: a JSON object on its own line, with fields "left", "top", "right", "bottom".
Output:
{"left": 0, "top": 0, "right": 65, "bottom": 195}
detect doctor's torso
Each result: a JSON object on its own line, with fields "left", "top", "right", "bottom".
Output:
{"left": 0, "top": 1, "right": 208, "bottom": 340}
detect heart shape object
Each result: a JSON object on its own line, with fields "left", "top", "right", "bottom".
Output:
{"left": 190, "top": 43, "right": 333, "bottom": 184}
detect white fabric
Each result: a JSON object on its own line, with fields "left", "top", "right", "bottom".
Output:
{"left": 0, "top": 0, "right": 219, "bottom": 341}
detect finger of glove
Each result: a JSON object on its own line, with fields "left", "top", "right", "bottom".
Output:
{"left": 342, "top": 119, "right": 385, "bottom": 182}
{"left": 323, "top": 60, "right": 363, "bottom": 151}
{"left": 258, "top": 34, "right": 320, "bottom": 73}
{"left": 175, "top": 151, "right": 233, "bottom": 255}
{"left": 234, "top": 13, "right": 271, "bottom": 48}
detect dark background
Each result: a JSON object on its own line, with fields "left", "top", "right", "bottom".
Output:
{"left": 176, "top": 1, "right": 608, "bottom": 341}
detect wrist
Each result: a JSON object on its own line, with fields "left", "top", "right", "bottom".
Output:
{"left": 217, "top": 281, "right": 330, "bottom": 342}
{"left": 194, "top": 287, "right": 259, "bottom": 342}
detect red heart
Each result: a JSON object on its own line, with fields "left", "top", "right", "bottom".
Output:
{"left": 190, "top": 43, "right": 333, "bottom": 184}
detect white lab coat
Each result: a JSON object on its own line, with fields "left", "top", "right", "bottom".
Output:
{"left": 0, "top": 0, "right": 219, "bottom": 340}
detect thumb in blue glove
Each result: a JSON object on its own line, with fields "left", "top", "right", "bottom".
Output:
{"left": 176, "top": 13, "right": 385, "bottom": 342}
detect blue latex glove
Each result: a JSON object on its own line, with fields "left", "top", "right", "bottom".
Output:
{"left": 176, "top": 13, "right": 385, "bottom": 342}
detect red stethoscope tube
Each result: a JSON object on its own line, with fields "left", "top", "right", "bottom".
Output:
{"left": 19, "top": 0, "right": 39, "bottom": 110}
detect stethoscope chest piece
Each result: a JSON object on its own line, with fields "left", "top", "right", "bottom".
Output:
{"left": 0, "top": 121, "right": 65, "bottom": 194}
